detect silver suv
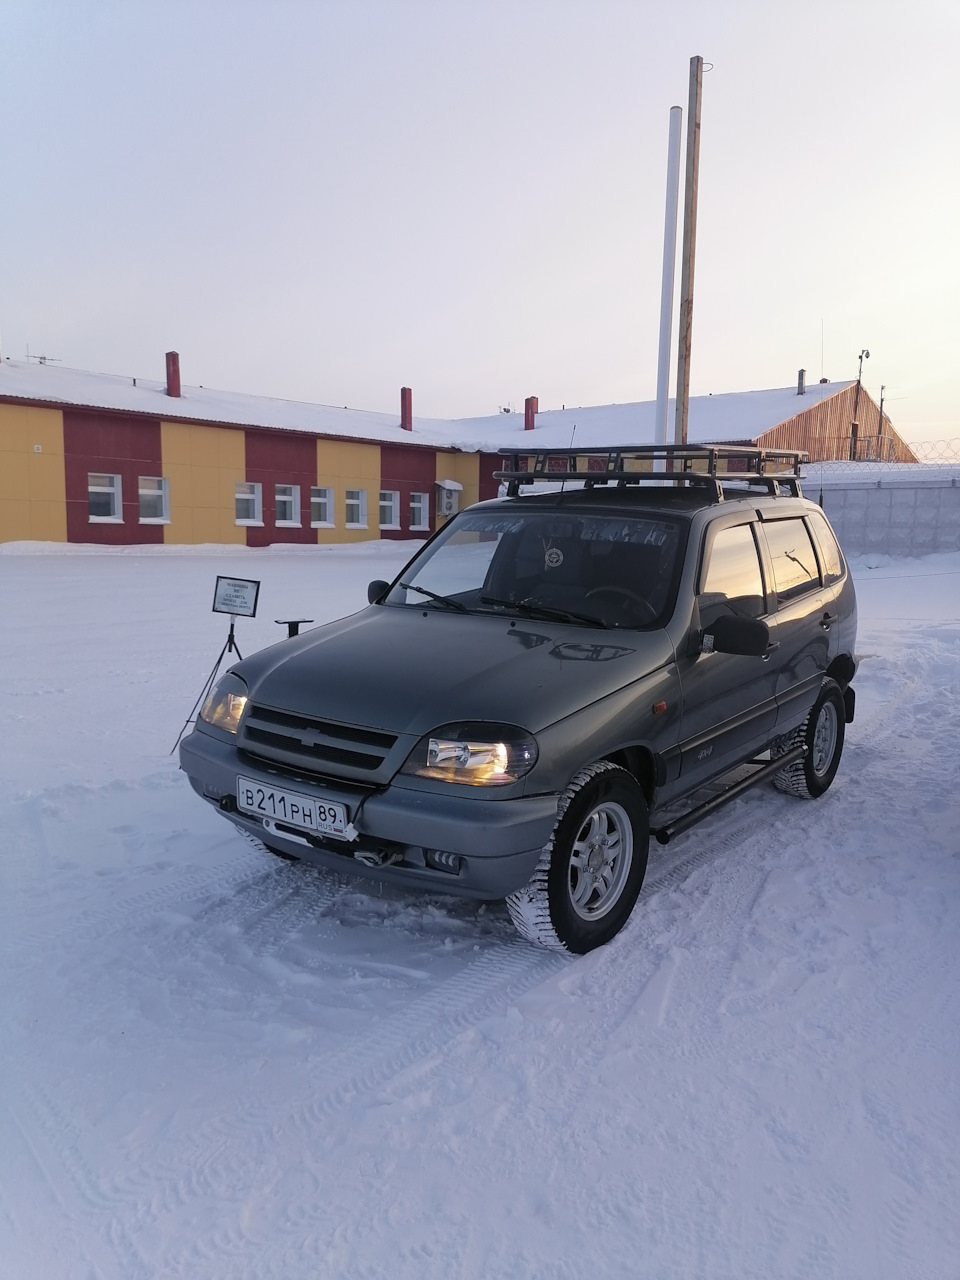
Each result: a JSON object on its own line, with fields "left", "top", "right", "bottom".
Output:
{"left": 180, "top": 445, "right": 857, "bottom": 953}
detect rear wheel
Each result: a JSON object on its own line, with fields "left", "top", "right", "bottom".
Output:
{"left": 773, "top": 678, "right": 846, "bottom": 798}
{"left": 506, "top": 762, "right": 649, "bottom": 953}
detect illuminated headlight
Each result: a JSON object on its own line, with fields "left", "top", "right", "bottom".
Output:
{"left": 199, "top": 673, "right": 249, "bottom": 734}
{"left": 401, "top": 722, "right": 538, "bottom": 786}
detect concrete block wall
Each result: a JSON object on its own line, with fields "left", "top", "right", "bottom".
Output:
{"left": 818, "top": 476, "right": 960, "bottom": 556}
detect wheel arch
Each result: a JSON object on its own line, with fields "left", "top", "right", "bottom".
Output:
{"left": 600, "top": 745, "right": 659, "bottom": 805}
{"left": 827, "top": 652, "right": 856, "bottom": 688}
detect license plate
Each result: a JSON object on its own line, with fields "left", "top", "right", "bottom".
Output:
{"left": 236, "top": 776, "right": 348, "bottom": 838}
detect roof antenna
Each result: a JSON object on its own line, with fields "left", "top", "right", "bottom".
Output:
{"left": 562, "top": 423, "right": 576, "bottom": 493}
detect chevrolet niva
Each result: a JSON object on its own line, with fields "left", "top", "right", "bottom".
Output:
{"left": 179, "top": 445, "right": 857, "bottom": 953}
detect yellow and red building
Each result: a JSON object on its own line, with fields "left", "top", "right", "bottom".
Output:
{"left": 0, "top": 354, "right": 914, "bottom": 547}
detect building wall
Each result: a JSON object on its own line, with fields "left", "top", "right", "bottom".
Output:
{"left": 0, "top": 403, "right": 67, "bottom": 542}
{"left": 160, "top": 420, "right": 246, "bottom": 545}
{"left": 478, "top": 452, "right": 504, "bottom": 502}
{"left": 63, "top": 410, "right": 164, "bottom": 544}
{"left": 244, "top": 429, "right": 318, "bottom": 548}
{"left": 316, "top": 439, "right": 381, "bottom": 544}
{"left": 758, "top": 385, "right": 916, "bottom": 462}
{"left": 435, "top": 450, "right": 479, "bottom": 527}
{"left": 379, "top": 444, "right": 436, "bottom": 539}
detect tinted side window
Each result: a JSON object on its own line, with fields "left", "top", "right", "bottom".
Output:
{"left": 699, "top": 523, "right": 765, "bottom": 625}
{"left": 763, "top": 518, "right": 820, "bottom": 603}
{"left": 806, "top": 510, "right": 844, "bottom": 584}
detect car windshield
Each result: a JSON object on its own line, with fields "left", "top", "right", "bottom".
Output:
{"left": 385, "top": 508, "right": 686, "bottom": 629}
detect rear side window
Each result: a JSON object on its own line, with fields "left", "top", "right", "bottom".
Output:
{"left": 806, "top": 510, "right": 845, "bottom": 585}
{"left": 763, "top": 518, "right": 820, "bottom": 603}
{"left": 699, "top": 523, "right": 765, "bottom": 625}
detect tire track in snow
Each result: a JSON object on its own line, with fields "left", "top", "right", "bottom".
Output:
{"left": 9, "top": 930, "right": 565, "bottom": 1277}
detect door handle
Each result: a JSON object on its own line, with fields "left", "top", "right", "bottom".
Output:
{"left": 820, "top": 612, "right": 838, "bottom": 630}
{"left": 762, "top": 641, "right": 780, "bottom": 661}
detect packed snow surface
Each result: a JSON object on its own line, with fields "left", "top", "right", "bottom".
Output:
{"left": 1, "top": 540, "right": 958, "bottom": 1279}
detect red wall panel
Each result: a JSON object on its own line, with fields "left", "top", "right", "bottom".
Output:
{"left": 63, "top": 411, "right": 164, "bottom": 544}
{"left": 379, "top": 445, "right": 437, "bottom": 539}
{"left": 243, "top": 430, "right": 318, "bottom": 547}
{"left": 478, "top": 452, "right": 502, "bottom": 502}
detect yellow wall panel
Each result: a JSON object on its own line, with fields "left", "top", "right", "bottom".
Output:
{"left": 435, "top": 450, "right": 479, "bottom": 526}
{"left": 314, "top": 438, "right": 381, "bottom": 543}
{"left": 0, "top": 404, "right": 66, "bottom": 542}
{"left": 161, "top": 420, "right": 246, "bottom": 544}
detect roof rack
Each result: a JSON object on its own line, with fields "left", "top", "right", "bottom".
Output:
{"left": 494, "top": 443, "right": 807, "bottom": 501}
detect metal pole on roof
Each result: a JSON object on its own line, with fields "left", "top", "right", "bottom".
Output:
{"left": 655, "top": 106, "right": 683, "bottom": 464}
{"left": 674, "top": 55, "right": 704, "bottom": 447}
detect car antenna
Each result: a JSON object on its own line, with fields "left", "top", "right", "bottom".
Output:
{"left": 561, "top": 423, "right": 576, "bottom": 493}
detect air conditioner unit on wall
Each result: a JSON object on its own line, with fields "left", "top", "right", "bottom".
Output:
{"left": 436, "top": 479, "right": 462, "bottom": 516}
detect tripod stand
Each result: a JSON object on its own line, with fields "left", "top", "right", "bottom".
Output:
{"left": 171, "top": 618, "right": 244, "bottom": 753}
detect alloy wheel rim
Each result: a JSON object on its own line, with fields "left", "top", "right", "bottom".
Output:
{"left": 812, "top": 701, "right": 839, "bottom": 777}
{"left": 568, "top": 801, "right": 634, "bottom": 921}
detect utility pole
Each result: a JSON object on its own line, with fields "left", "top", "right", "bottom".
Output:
{"left": 876, "top": 384, "right": 886, "bottom": 460}
{"left": 850, "top": 348, "right": 869, "bottom": 461}
{"left": 674, "top": 55, "right": 703, "bottom": 446}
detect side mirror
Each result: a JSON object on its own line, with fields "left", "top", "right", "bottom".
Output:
{"left": 702, "top": 614, "right": 770, "bottom": 657}
{"left": 367, "top": 579, "right": 390, "bottom": 604}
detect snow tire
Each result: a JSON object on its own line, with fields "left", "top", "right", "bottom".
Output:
{"left": 506, "top": 761, "right": 649, "bottom": 954}
{"left": 772, "top": 677, "right": 846, "bottom": 799}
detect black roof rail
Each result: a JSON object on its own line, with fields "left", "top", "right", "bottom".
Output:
{"left": 494, "top": 443, "right": 807, "bottom": 500}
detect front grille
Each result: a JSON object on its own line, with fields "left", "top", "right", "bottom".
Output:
{"left": 240, "top": 704, "right": 399, "bottom": 775}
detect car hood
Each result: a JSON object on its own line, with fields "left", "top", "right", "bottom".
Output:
{"left": 234, "top": 604, "right": 675, "bottom": 736}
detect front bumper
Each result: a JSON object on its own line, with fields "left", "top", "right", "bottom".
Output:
{"left": 179, "top": 728, "right": 558, "bottom": 899}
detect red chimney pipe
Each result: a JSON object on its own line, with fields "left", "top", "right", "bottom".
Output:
{"left": 524, "top": 395, "right": 539, "bottom": 431}
{"left": 165, "top": 351, "right": 181, "bottom": 398}
{"left": 400, "top": 386, "right": 412, "bottom": 431}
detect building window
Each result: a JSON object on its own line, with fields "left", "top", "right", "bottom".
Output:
{"left": 235, "top": 481, "right": 263, "bottom": 525}
{"left": 88, "top": 473, "right": 122, "bottom": 522}
{"left": 379, "top": 490, "right": 400, "bottom": 530}
{"left": 310, "top": 486, "right": 335, "bottom": 527}
{"left": 138, "top": 476, "right": 170, "bottom": 523}
{"left": 345, "top": 489, "right": 367, "bottom": 528}
{"left": 275, "top": 483, "right": 301, "bottom": 526}
{"left": 409, "top": 491, "right": 430, "bottom": 531}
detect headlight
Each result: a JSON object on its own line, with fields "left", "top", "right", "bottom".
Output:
{"left": 199, "top": 673, "right": 249, "bottom": 734}
{"left": 401, "top": 722, "right": 538, "bottom": 786}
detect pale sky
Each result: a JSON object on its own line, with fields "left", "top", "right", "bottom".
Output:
{"left": 2, "top": 0, "right": 957, "bottom": 442}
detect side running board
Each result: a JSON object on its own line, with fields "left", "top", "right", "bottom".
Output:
{"left": 652, "top": 744, "right": 807, "bottom": 846}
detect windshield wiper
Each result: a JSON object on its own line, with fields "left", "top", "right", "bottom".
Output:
{"left": 400, "top": 582, "right": 468, "bottom": 612}
{"left": 479, "top": 595, "right": 609, "bottom": 629}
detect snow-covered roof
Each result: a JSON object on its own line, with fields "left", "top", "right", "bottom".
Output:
{"left": 0, "top": 357, "right": 851, "bottom": 452}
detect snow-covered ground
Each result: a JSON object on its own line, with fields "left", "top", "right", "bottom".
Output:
{"left": 1, "top": 540, "right": 958, "bottom": 1280}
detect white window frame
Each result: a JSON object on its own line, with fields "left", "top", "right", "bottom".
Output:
{"left": 138, "top": 476, "right": 170, "bottom": 524}
{"left": 310, "top": 486, "right": 335, "bottom": 528}
{"left": 88, "top": 473, "right": 123, "bottom": 523}
{"left": 274, "top": 483, "right": 301, "bottom": 527}
{"left": 409, "top": 491, "right": 430, "bottom": 531}
{"left": 345, "top": 488, "right": 367, "bottom": 529}
{"left": 379, "top": 490, "right": 400, "bottom": 530}
{"left": 235, "top": 481, "right": 263, "bottom": 526}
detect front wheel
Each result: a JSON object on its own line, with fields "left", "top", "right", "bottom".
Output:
{"left": 772, "top": 678, "right": 846, "bottom": 798}
{"left": 506, "top": 762, "right": 649, "bottom": 953}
